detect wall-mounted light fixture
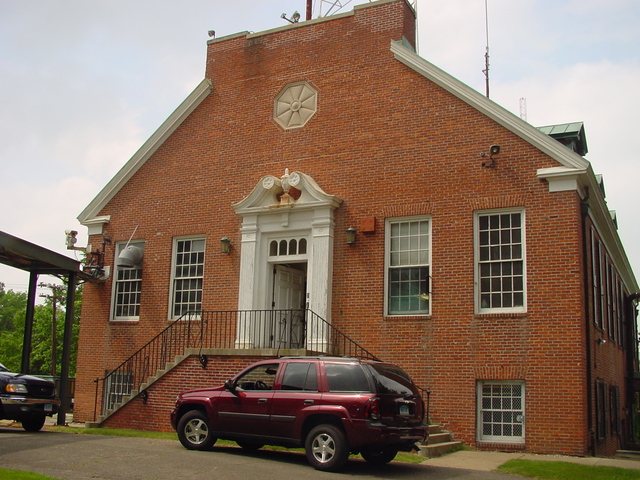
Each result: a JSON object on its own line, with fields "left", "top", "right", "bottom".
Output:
{"left": 220, "top": 236, "right": 231, "bottom": 254}
{"left": 597, "top": 338, "right": 607, "bottom": 345}
{"left": 481, "top": 144, "right": 501, "bottom": 168}
{"left": 346, "top": 227, "right": 357, "bottom": 246}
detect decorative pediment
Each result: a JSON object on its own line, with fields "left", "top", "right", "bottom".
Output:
{"left": 233, "top": 169, "right": 343, "bottom": 214}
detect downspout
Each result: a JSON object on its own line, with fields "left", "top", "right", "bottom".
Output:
{"left": 581, "top": 186, "right": 596, "bottom": 456}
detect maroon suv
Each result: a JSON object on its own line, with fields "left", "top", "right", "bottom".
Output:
{"left": 170, "top": 356, "right": 427, "bottom": 471}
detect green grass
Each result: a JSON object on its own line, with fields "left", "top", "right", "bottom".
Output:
{"left": 0, "top": 468, "right": 62, "bottom": 480}
{"left": 497, "top": 459, "right": 640, "bottom": 480}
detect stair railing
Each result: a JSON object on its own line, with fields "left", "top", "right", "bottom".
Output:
{"left": 93, "top": 309, "right": 378, "bottom": 420}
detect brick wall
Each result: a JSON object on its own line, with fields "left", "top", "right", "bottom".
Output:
{"left": 74, "top": 0, "right": 630, "bottom": 457}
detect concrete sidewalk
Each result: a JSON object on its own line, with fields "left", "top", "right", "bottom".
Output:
{"left": 421, "top": 450, "right": 640, "bottom": 472}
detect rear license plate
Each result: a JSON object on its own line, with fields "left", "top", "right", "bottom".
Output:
{"left": 399, "top": 404, "right": 410, "bottom": 416}
{"left": 44, "top": 404, "right": 53, "bottom": 412}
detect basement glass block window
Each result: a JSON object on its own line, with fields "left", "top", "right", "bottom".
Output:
{"left": 477, "top": 381, "right": 525, "bottom": 444}
{"left": 171, "top": 238, "right": 205, "bottom": 317}
{"left": 476, "top": 210, "right": 526, "bottom": 313}
{"left": 386, "top": 217, "right": 430, "bottom": 315}
{"left": 112, "top": 241, "right": 144, "bottom": 320}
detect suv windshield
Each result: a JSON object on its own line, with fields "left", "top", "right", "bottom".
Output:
{"left": 367, "top": 364, "right": 419, "bottom": 396}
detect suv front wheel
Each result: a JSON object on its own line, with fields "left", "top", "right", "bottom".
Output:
{"left": 177, "top": 410, "right": 217, "bottom": 450}
{"left": 305, "top": 424, "right": 349, "bottom": 472}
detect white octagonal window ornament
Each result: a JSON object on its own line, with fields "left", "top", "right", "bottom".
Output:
{"left": 274, "top": 81, "right": 317, "bottom": 130}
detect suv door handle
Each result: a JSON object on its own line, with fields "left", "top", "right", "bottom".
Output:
{"left": 304, "top": 399, "right": 315, "bottom": 405}
{"left": 258, "top": 398, "right": 268, "bottom": 403}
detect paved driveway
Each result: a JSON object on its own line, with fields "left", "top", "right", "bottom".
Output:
{"left": 0, "top": 427, "right": 523, "bottom": 480}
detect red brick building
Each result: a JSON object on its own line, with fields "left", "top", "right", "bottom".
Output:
{"left": 74, "top": 0, "right": 639, "bottom": 457}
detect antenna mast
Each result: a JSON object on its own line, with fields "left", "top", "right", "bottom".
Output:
{"left": 483, "top": 0, "right": 490, "bottom": 98}
{"left": 519, "top": 98, "right": 527, "bottom": 121}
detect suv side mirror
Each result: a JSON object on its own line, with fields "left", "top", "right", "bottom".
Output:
{"left": 224, "top": 379, "right": 237, "bottom": 395}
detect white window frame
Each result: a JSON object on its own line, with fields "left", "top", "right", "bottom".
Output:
{"left": 384, "top": 215, "right": 431, "bottom": 317}
{"left": 110, "top": 241, "right": 144, "bottom": 321}
{"left": 169, "top": 236, "right": 205, "bottom": 319}
{"left": 477, "top": 380, "right": 525, "bottom": 444}
{"left": 475, "top": 208, "right": 526, "bottom": 314}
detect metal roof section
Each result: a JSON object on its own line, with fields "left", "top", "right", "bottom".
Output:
{"left": 538, "top": 121, "right": 588, "bottom": 156}
{"left": 0, "top": 231, "right": 98, "bottom": 284}
{"left": 0, "top": 231, "right": 80, "bottom": 275}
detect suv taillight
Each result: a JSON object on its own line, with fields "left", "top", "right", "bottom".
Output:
{"left": 365, "top": 397, "right": 381, "bottom": 420}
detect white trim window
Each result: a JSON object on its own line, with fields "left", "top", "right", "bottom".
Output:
{"left": 475, "top": 209, "right": 526, "bottom": 313}
{"left": 112, "top": 241, "right": 144, "bottom": 320}
{"left": 385, "top": 216, "right": 431, "bottom": 316}
{"left": 477, "top": 380, "right": 525, "bottom": 444}
{"left": 171, "top": 237, "right": 205, "bottom": 318}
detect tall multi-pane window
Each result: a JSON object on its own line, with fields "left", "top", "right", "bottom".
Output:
{"left": 476, "top": 210, "right": 525, "bottom": 313}
{"left": 171, "top": 237, "right": 205, "bottom": 318}
{"left": 477, "top": 381, "right": 525, "bottom": 444}
{"left": 386, "top": 217, "right": 430, "bottom": 316}
{"left": 112, "top": 241, "right": 144, "bottom": 320}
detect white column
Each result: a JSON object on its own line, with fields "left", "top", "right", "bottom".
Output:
{"left": 236, "top": 215, "right": 258, "bottom": 348}
{"left": 307, "top": 210, "right": 334, "bottom": 353}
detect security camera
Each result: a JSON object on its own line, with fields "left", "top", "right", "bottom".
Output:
{"left": 65, "top": 230, "right": 78, "bottom": 248}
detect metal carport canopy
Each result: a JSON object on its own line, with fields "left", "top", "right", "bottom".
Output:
{"left": 0, "top": 230, "right": 98, "bottom": 426}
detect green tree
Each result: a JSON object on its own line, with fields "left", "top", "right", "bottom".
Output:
{"left": 0, "top": 282, "right": 27, "bottom": 331}
{"left": 0, "top": 281, "right": 82, "bottom": 376}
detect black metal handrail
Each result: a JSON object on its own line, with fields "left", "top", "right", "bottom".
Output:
{"left": 94, "top": 309, "right": 378, "bottom": 420}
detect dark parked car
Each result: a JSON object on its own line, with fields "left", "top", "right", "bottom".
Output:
{"left": 0, "top": 363, "right": 60, "bottom": 431}
{"left": 171, "top": 356, "right": 427, "bottom": 471}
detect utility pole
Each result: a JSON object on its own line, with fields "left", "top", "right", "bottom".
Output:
{"left": 39, "top": 283, "right": 66, "bottom": 377}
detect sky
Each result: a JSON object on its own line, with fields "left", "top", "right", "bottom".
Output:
{"left": 1, "top": 0, "right": 639, "bottom": 294}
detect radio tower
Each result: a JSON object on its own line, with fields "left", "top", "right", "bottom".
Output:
{"left": 519, "top": 97, "right": 527, "bottom": 122}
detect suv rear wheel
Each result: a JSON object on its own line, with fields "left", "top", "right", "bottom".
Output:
{"left": 177, "top": 410, "right": 217, "bottom": 450}
{"left": 360, "top": 445, "right": 399, "bottom": 465}
{"left": 305, "top": 424, "right": 349, "bottom": 472}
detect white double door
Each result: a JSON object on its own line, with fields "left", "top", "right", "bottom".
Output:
{"left": 271, "top": 264, "right": 306, "bottom": 348}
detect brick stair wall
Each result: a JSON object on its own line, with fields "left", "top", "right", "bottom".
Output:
{"left": 417, "top": 424, "right": 462, "bottom": 458}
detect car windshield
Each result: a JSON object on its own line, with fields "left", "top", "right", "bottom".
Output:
{"left": 0, "top": 363, "right": 9, "bottom": 372}
{"left": 367, "top": 363, "right": 419, "bottom": 396}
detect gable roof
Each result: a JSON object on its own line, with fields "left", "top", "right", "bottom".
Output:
{"left": 390, "top": 40, "right": 636, "bottom": 291}
{"left": 77, "top": 79, "right": 213, "bottom": 225}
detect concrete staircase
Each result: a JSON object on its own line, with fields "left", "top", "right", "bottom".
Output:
{"left": 417, "top": 424, "right": 462, "bottom": 458}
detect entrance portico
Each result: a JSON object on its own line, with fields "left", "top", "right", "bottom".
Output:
{"left": 233, "top": 169, "right": 343, "bottom": 349}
